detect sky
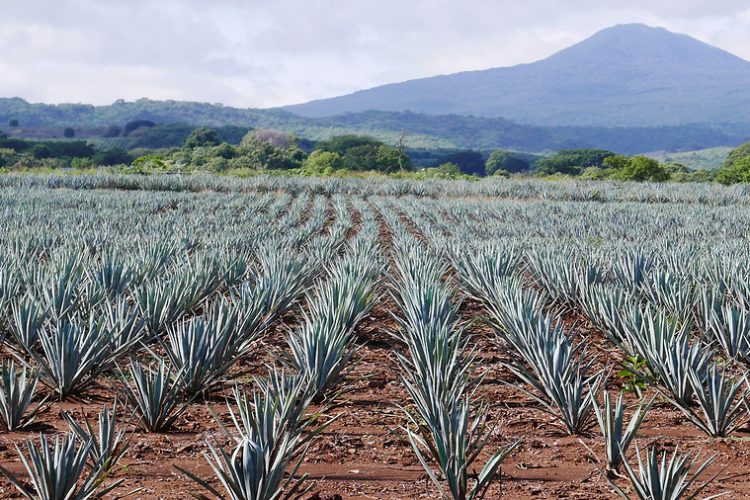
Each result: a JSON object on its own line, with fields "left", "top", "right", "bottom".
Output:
{"left": 2, "top": 0, "right": 750, "bottom": 109}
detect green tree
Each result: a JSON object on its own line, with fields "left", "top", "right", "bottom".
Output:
{"left": 131, "top": 154, "right": 168, "bottom": 172}
{"left": 32, "top": 144, "right": 52, "bottom": 159}
{"left": 614, "top": 156, "right": 670, "bottom": 182}
{"left": 213, "top": 143, "right": 236, "bottom": 160}
{"left": 8, "top": 119, "right": 19, "bottom": 128}
{"left": 436, "top": 150, "right": 484, "bottom": 176}
{"left": 236, "top": 135, "right": 304, "bottom": 170}
{"left": 185, "top": 127, "right": 220, "bottom": 148}
{"left": 63, "top": 127, "right": 75, "bottom": 138}
{"left": 724, "top": 141, "right": 750, "bottom": 168}
{"left": 536, "top": 149, "right": 615, "bottom": 176}
{"left": 92, "top": 148, "right": 132, "bottom": 166}
{"left": 375, "top": 144, "right": 412, "bottom": 173}
{"left": 316, "top": 135, "right": 410, "bottom": 173}
{"left": 485, "top": 150, "right": 530, "bottom": 175}
{"left": 715, "top": 156, "right": 750, "bottom": 185}
{"left": 715, "top": 141, "right": 750, "bottom": 184}
{"left": 303, "top": 150, "right": 344, "bottom": 175}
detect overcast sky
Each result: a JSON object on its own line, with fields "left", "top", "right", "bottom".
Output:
{"left": 2, "top": 0, "right": 749, "bottom": 108}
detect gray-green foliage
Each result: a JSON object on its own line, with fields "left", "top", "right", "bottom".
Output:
{"left": 0, "top": 359, "right": 47, "bottom": 431}
{"left": 0, "top": 432, "right": 124, "bottom": 500}
{"left": 62, "top": 401, "right": 129, "bottom": 474}
{"left": 179, "top": 369, "right": 320, "bottom": 500}
{"left": 593, "top": 391, "right": 652, "bottom": 473}
{"left": 117, "top": 358, "right": 189, "bottom": 432}
{"left": 611, "top": 447, "right": 721, "bottom": 500}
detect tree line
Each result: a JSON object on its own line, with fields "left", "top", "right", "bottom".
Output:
{"left": 2, "top": 123, "right": 750, "bottom": 185}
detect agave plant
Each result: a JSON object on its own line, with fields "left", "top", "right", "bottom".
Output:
{"left": 482, "top": 276, "right": 549, "bottom": 339}
{"left": 135, "top": 279, "right": 191, "bottom": 335}
{"left": 160, "top": 302, "right": 245, "bottom": 398}
{"left": 701, "top": 294, "right": 750, "bottom": 363}
{"left": 178, "top": 436, "right": 312, "bottom": 500}
{"left": 663, "top": 363, "right": 750, "bottom": 437}
{"left": 611, "top": 446, "right": 721, "bottom": 500}
{"left": 179, "top": 371, "right": 320, "bottom": 500}
{"left": 28, "top": 317, "right": 129, "bottom": 399}
{"left": 0, "top": 264, "right": 21, "bottom": 319}
{"left": 225, "top": 370, "right": 315, "bottom": 446}
{"left": 117, "top": 358, "right": 189, "bottom": 432}
{"left": 10, "top": 297, "right": 47, "bottom": 353}
{"left": 526, "top": 248, "right": 602, "bottom": 310}
{"left": 305, "top": 265, "right": 378, "bottom": 333}
{"left": 0, "top": 359, "right": 48, "bottom": 431}
{"left": 394, "top": 250, "right": 520, "bottom": 499}
{"left": 230, "top": 284, "right": 276, "bottom": 348}
{"left": 640, "top": 269, "right": 696, "bottom": 326}
{"left": 0, "top": 432, "right": 123, "bottom": 500}
{"left": 611, "top": 251, "right": 653, "bottom": 291}
{"left": 89, "top": 253, "right": 133, "bottom": 298}
{"left": 403, "top": 396, "right": 520, "bottom": 500}
{"left": 286, "top": 313, "right": 357, "bottom": 402}
{"left": 620, "top": 308, "right": 707, "bottom": 406}
{"left": 593, "top": 391, "right": 652, "bottom": 474}
{"left": 255, "top": 250, "right": 315, "bottom": 317}
{"left": 644, "top": 336, "right": 712, "bottom": 409}
{"left": 449, "top": 244, "right": 519, "bottom": 302}
{"left": 98, "top": 297, "right": 146, "bottom": 352}
{"left": 579, "top": 284, "right": 640, "bottom": 346}
{"left": 62, "top": 400, "right": 129, "bottom": 474}
{"left": 36, "top": 255, "right": 85, "bottom": 323}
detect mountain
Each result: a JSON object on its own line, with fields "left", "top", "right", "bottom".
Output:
{"left": 284, "top": 24, "right": 750, "bottom": 127}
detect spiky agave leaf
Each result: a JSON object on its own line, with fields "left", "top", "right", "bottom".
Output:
{"left": 0, "top": 359, "right": 48, "bottom": 431}
{"left": 403, "top": 397, "right": 520, "bottom": 500}
{"left": 117, "top": 358, "right": 189, "bottom": 432}
{"left": 501, "top": 316, "right": 604, "bottom": 435}
{"left": 0, "top": 432, "right": 123, "bottom": 500}
{"left": 225, "top": 369, "right": 316, "bottom": 453}
{"left": 177, "top": 435, "right": 312, "bottom": 500}
{"left": 62, "top": 400, "right": 129, "bottom": 474}
{"left": 663, "top": 363, "right": 750, "bottom": 437}
{"left": 610, "top": 446, "right": 723, "bottom": 500}
{"left": 9, "top": 296, "right": 47, "bottom": 353}
{"left": 181, "top": 370, "right": 323, "bottom": 500}
{"left": 593, "top": 391, "right": 652, "bottom": 473}
{"left": 701, "top": 294, "right": 750, "bottom": 363}
{"left": 28, "top": 317, "right": 127, "bottom": 399}
{"left": 160, "top": 301, "right": 244, "bottom": 398}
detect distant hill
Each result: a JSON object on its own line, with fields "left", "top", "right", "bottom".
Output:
{"left": 2, "top": 98, "right": 749, "bottom": 155}
{"left": 646, "top": 147, "right": 734, "bottom": 170}
{"left": 285, "top": 24, "right": 750, "bottom": 127}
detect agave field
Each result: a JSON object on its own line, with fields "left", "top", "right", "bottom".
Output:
{"left": 1, "top": 173, "right": 750, "bottom": 499}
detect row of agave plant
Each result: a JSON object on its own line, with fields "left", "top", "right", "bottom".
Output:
{"left": 448, "top": 244, "right": 740, "bottom": 499}
{"left": 0, "top": 195, "right": 372, "bottom": 498}
{"left": 4, "top": 171, "right": 750, "bottom": 207}
{"left": 178, "top": 199, "right": 385, "bottom": 499}
{"left": 389, "top": 227, "right": 520, "bottom": 500}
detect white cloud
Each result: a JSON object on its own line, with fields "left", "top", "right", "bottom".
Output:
{"left": 1, "top": 0, "right": 749, "bottom": 107}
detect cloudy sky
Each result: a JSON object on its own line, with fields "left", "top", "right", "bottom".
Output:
{"left": 2, "top": 0, "right": 749, "bottom": 108}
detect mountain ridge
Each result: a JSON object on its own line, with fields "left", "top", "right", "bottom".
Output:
{"left": 283, "top": 24, "right": 750, "bottom": 127}
{"left": 2, "top": 97, "right": 749, "bottom": 155}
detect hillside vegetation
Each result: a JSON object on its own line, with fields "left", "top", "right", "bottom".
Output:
{"left": 3, "top": 98, "right": 749, "bottom": 155}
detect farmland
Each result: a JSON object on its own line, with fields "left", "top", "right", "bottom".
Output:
{"left": 1, "top": 174, "right": 750, "bottom": 499}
